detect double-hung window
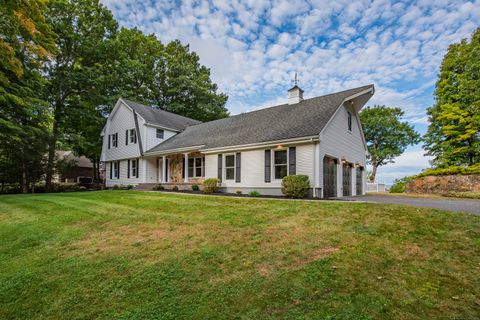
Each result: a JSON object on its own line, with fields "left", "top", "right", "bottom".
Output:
{"left": 225, "top": 155, "right": 235, "bottom": 180}
{"left": 188, "top": 157, "right": 204, "bottom": 177}
{"left": 274, "top": 150, "right": 287, "bottom": 179}
{"left": 110, "top": 133, "right": 118, "bottom": 148}
{"left": 113, "top": 161, "right": 119, "bottom": 179}
{"left": 156, "top": 129, "right": 164, "bottom": 139}
{"left": 129, "top": 129, "right": 136, "bottom": 144}
{"left": 131, "top": 159, "right": 137, "bottom": 177}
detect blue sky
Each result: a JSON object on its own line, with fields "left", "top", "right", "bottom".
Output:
{"left": 101, "top": 0, "right": 479, "bottom": 184}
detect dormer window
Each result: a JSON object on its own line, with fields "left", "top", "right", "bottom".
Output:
{"left": 156, "top": 129, "right": 164, "bottom": 139}
{"left": 129, "top": 129, "right": 136, "bottom": 144}
{"left": 347, "top": 112, "right": 352, "bottom": 131}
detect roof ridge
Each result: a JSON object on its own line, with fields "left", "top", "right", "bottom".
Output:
{"left": 121, "top": 98, "right": 202, "bottom": 124}
{"left": 183, "top": 84, "right": 374, "bottom": 129}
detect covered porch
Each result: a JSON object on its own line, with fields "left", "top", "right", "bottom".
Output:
{"left": 147, "top": 150, "right": 206, "bottom": 189}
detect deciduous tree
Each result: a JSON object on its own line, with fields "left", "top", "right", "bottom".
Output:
{"left": 360, "top": 105, "right": 420, "bottom": 182}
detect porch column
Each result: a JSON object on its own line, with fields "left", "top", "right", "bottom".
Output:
{"left": 162, "top": 156, "right": 167, "bottom": 183}
{"left": 184, "top": 153, "right": 189, "bottom": 183}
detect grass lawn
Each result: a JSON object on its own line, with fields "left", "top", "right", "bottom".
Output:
{"left": 0, "top": 191, "right": 479, "bottom": 319}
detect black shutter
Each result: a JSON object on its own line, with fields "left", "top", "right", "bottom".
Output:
{"left": 235, "top": 153, "right": 241, "bottom": 183}
{"left": 217, "top": 154, "right": 222, "bottom": 181}
{"left": 117, "top": 161, "right": 120, "bottom": 178}
{"left": 165, "top": 159, "right": 168, "bottom": 182}
{"left": 108, "top": 135, "right": 111, "bottom": 149}
{"left": 127, "top": 160, "right": 130, "bottom": 178}
{"left": 116, "top": 133, "right": 118, "bottom": 147}
{"left": 110, "top": 162, "right": 112, "bottom": 179}
{"left": 134, "top": 131, "right": 137, "bottom": 143}
{"left": 289, "top": 147, "right": 296, "bottom": 175}
{"left": 125, "top": 130, "right": 128, "bottom": 145}
{"left": 265, "top": 150, "right": 271, "bottom": 182}
{"left": 182, "top": 157, "right": 185, "bottom": 179}
{"left": 136, "top": 159, "right": 139, "bottom": 178}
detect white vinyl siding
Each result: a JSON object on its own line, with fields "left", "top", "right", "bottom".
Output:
{"left": 106, "top": 158, "right": 155, "bottom": 187}
{"left": 204, "top": 143, "right": 314, "bottom": 190}
{"left": 144, "top": 125, "right": 177, "bottom": 151}
{"left": 102, "top": 102, "right": 142, "bottom": 161}
{"left": 318, "top": 102, "right": 367, "bottom": 197}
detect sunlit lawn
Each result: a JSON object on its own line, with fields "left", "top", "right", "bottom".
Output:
{"left": 0, "top": 191, "right": 479, "bottom": 319}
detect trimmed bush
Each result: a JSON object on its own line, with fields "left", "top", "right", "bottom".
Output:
{"left": 416, "top": 163, "right": 480, "bottom": 178}
{"left": 192, "top": 184, "right": 199, "bottom": 191}
{"left": 172, "top": 186, "right": 179, "bottom": 191}
{"left": 248, "top": 190, "right": 260, "bottom": 197}
{"left": 126, "top": 185, "right": 134, "bottom": 190}
{"left": 235, "top": 190, "right": 242, "bottom": 195}
{"left": 281, "top": 175, "right": 310, "bottom": 198}
{"left": 154, "top": 184, "right": 164, "bottom": 191}
{"left": 203, "top": 178, "right": 220, "bottom": 193}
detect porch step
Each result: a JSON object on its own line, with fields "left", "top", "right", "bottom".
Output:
{"left": 134, "top": 183, "right": 158, "bottom": 191}
{"left": 135, "top": 182, "right": 203, "bottom": 191}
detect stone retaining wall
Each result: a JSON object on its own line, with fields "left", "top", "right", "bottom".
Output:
{"left": 405, "top": 174, "right": 480, "bottom": 194}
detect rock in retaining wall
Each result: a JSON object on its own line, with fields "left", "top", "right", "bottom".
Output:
{"left": 405, "top": 174, "right": 480, "bottom": 194}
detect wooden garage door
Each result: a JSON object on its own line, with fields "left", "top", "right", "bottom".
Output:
{"left": 323, "top": 156, "right": 337, "bottom": 198}
{"left": 343, "top": 163, "right": 352, "bottom": 196}
{"left": 356, "top": 166, "right": 363, "bottom": 195}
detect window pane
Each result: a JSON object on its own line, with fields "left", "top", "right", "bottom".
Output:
{"left": 188, "top": 168, "right": 194, "bottom": 177}
{"left": 195, "top": 158, "right": 202, "bottom": 167}
{"left": 274, "top": 150, "right": 287, "bottom": 165}
{"left": 196, "top": 167, "right": 202, "bottom": 177}
{"left": 226, "top": 168, "right": 235, "bottom": 180}
{"left": 188, "top": 158, "right": 194, "bottom": 168}
{"left": 156, "top": 129, "right": 164, "bottom": 139}
{"left": 275, "top": 165, "right": 287, "bottom": 179}
{"left": 225, "top": 155, "right": 235, "bottom": 167}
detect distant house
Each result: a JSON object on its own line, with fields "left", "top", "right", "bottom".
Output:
{"left": 54, "top": 151, "right": 95, "bottom": 183}
{"left": 100, "top": 84, "right": 374, "bottom": 198}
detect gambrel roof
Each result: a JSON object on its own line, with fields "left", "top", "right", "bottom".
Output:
{"left": 144, "top": 84, "right": 374, "bottom": 154}
{"left": 122, "top": 99, "right": 202, "bottom": 131}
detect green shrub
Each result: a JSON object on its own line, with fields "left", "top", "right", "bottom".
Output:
{"left": 416, "top": 163, "right": 480, "bottom": 178}
{"left": 248, "top": 190, "right": 260, "bottom": 197}
{"left": 235, "top": 190, "right": 242, "bottom": 195}
{"left": 154, "top": 184, "right": 164, "bottom": 191}
{"left": 191, "top": 184, "right": 199, "bottom": 191}
{"left": 281, "top": 175, "right": 310, "bottom": 198}
{"left": 126, "top": 184, "right": 134, "bottom": 190}
{"left": 203, "top": 178, "right": 220, "bottom": 193}
{"left": 172, "top": 185, "right": 179, "bottom": 191}
{"left": 389, "top": 176, "right": 413, "bottom": 193}
{"left": 112, "top": 185, "right": 120, "bottom": 190}
{"left": 53, "top": 183, "right": 80, "bottom": 192}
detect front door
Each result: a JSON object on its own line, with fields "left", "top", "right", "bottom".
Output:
{"left": 343, "top": 163, "right": 352, "bottom": 196}
{"left": 323, "top": 156, "right": 337, "bottom": 198}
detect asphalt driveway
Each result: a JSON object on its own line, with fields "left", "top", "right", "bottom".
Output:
{"left": 345, "top": 194, "right": 480, "bottom": 215}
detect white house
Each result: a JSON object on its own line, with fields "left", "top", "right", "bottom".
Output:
{"left": 100, "top": 84, "right": 374, "bottom": 198}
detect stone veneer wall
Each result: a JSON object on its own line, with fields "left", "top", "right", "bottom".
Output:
{"left": 405, "top": 174, "right": 480, "bottom": 194}
{"left": 167, "top": 152, "right": 205, "bottom": 184}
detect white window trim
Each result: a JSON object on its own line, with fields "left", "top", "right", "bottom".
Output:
{"left": 188, "top": 157, "right": 204, "bottom": 178}
{"left": 113, "top": 161, "right": 119, "bottom": 179}
{"left": 131, "top": 159, "right": 137, "bottom": 177}
{"left": 129, "top": 129, "right": 136, "bottom": 144}
{"left": 224, "top": 154, "right": 236, "bottom": 181}
{"left": 156, "top": 128, "right": 164, "bottom": 139}
{"left": 273, "top": 148, "right": 289, "bottom": 180}
{"left": 111, "top": 133, "right": 118, "bottom": 148}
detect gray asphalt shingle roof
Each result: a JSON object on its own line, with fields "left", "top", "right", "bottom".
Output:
{"left": 122, "top": 99, "right": 202, "bottom": 131}
{"left": 145, "top": 84, "right": 374, "bottom": 154}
